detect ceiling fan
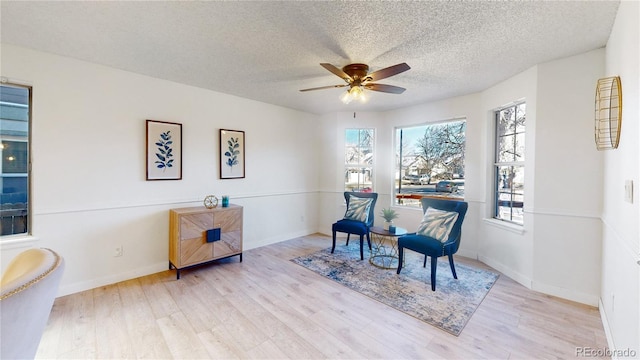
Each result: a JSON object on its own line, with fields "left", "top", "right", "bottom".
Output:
{"left": 300, "top": 62, "right": 411, "bottom": 104}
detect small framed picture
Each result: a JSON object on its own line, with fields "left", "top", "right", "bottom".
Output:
{"left": 146, "top": 120, "right": 182, "bottom": 180}
{"left": 220, "top": 129, "right": 245, "bottom": 179}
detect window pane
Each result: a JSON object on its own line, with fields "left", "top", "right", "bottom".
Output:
{"left": 495, "top": 165, "right": 524, "bottom": 223}
{"left": 498, "top": 107, "right": 515, "bottom": 136}
{"left": 345, "top": 167, "right": 373, "bottom": 192}
{"left": 395, "top": 120, "right": 466, "bottom": 207}
{"left": 514, "top": 133, "right": 525, "bottom": 161}
{"left": 345, "top": 129, "right": 373, "bottom": 165}
{"left": 516, "top": 103, "right": 526, "bottom": 133}
{"left": 498, "top": 135, "right": 515, "bottom": 163}
{"left": 1, "top": 84, "right": 30, "bottom": 236}
{"left": 345, "top": 129, "right": 359, "bottom": 165}
{"left": 345, "top": 129, "right": 374, "bottom": 192}
{"left": 2, "top": 141, "right": 28, "bottom": 173}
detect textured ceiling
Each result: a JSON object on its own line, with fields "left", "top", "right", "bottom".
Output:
{"left": 1, "top": 1, "right": 620, "bottom": 114}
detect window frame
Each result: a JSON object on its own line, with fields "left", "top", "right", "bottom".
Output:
{"left": 344, "top": 128, "right": 375, "bottom": 193}
{"left": 394, "top": 118, "right": 466, "bottom": 208}
{"left": 493, "top": 101, "right": 525, "bottom": 225}
{"left": 1, "top": 82, "right": 32, "bottom": 237}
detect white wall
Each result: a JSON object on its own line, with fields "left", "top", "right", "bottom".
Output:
{"left": 0, "top": 44, "right": 321, "bottom": 295}
{"left": 531, "top": 49, "right": 605, "bottom": 304}
{"left": 600, "top": 0, "right": 640, "bottom": 355}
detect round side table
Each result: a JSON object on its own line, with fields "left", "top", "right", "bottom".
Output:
{"left": 369, "top": 226, "right": 407, "bottom": 269}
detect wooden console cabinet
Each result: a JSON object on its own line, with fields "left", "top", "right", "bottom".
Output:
{"left": 169, "top": 204, "right": 243, "bottom": 279}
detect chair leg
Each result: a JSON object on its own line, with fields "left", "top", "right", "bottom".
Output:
{"left": 366, "top": 232, "right": 372, "bottom": 250}
{"left": 430, "top": 256, "right": 437, "bottom": 291}
{"left": 396, "top": 247, "right": 404, "bottom": 274}
{"left": 448, "top": 253, "right": 458, "bottom": 279}
{"left": 359, "top": 235, "right": 364, "bottom": 260}
{"left": 346, "top": 234, "right": 350, "bottom": 246}
{"left": 331, "top": 231, "right": 337, "bottom": 253}
{"left": 423, "top": 255, "right": 427, "bottom": 268}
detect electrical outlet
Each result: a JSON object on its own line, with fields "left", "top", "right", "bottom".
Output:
{"left": 114, "top": 245, "right": 123, "bottom": 257}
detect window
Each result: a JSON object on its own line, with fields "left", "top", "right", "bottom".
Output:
{"left": 1, "top": 83, "right": 31, "bottom": 236}
{"left": 395, "top": 119, "right": 466, "bottom": 207}
{"left": 494, "top": 102, "right": 525, "bottom": 224}
{"left": 345, "top": 129, "right": 374, "bottom": 192}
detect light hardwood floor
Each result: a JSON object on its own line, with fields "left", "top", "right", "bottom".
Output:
{"left": 36, "top": 234, "right": 608, "bottom": 359}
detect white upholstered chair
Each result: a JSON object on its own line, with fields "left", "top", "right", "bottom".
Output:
{"left": 1, "top": 248, "right": 65, "bottom": 360}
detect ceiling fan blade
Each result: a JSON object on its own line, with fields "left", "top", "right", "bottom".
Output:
{"left": 320, "top": 63, "right": 353, "bottom": 81}
{"left": 299, "top": 84, "right": 348, "bottom": 92}
{"left": 364, "top": 83, "right": 406, "bottom": 94}
{"left": 366, "top": 63, "right": 411, "bottom": 82}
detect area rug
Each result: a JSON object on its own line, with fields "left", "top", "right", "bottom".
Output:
{"left": 291, "top": 244, "right": 499, "bottom": 336}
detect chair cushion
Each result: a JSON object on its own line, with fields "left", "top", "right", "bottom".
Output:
{"left": 343, "top": 195, "right": 373, "bottom": 223}
{"left": 398, "top": 234, "right": 444, "bottom": 255}
{"left": 416, "top": 207, "right": 459, "bottom": 243}
{"left": 333, "top": 219, "right": 369, "bottom": 235}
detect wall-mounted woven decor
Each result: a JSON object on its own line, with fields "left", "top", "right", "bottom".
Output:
{"left": 594, "top": 76, "right": 622, "bottom": 150}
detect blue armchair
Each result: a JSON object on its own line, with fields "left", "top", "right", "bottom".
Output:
{"left": 332, "top": 191, "right": 378, "bottom": 260}
{"left": 396, "top": 197, "right": 468, "bottom": 291}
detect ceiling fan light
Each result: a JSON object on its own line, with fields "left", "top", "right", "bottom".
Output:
{"left": 351, "top": 86, "right": 368, "bottom": 103}
{"left": 340, "top": 90, "right": 353, "bottom": 104}
{"left": 340, "top": 86, "right": 368, "bottom": 104}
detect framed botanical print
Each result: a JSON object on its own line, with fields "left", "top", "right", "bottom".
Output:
{"left": 220, "top": 129, "right": 245, "bottom": 179}
{"left": 146, "top": 120, "right": 182, "bottom": 180}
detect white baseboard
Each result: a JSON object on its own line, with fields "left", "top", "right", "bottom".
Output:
{"left": 479, "top": 256, "right": 598, "bottom": 306}
{"left": 246, "top": 229, "right": 316, "bottom": 250}
{"left": 456, "top": 249, "right": 477, "bottom": 259}
{"left": 58, "top": 261, "right": 168, "bottom": 297}
{"left": 532, "top": 280, "right": 599, "bottom": 307}
{"left": 599, "top": 298, "right": 618, "bottom": 358}
{"left": 478, "top": 255, "right": 532, "bottom": 288}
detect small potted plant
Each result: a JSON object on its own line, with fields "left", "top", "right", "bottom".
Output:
{"left": 380, "top": 208, "right": 399, "bottom": 231}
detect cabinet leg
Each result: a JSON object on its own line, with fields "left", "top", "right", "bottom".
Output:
{"left": 239, "top": 253, "right": 243, "bottom": 262}
{"left": 169, "top": 262, "right": 181, "bottom": 280}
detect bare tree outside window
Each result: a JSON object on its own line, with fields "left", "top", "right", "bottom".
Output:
{"left": 395, "top": 119, "right": 466, "bottom": 207}
{"left": 415, "top": 122, "right": 466, "bottom": 184}
{"left": 494, "top": 103, "right": 525, "bottom": 224}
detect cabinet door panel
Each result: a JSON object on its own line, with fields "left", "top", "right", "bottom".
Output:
{"left": 179, "top": 213, "right": 213, "bottom": 266}
{"left": 215, "top": 231, "right": 242, "bottom": 258}
{"left": 180, "top": 237, "right": 212, "bottom": 266}
{"left": 213, "top": 209, "right": 242, "bottom": 258}
{"left": 214, "top": 209, "right": 241, "bottom": 232}
{"left": 180, "top": 213, "right": 213, "bottom": 240}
